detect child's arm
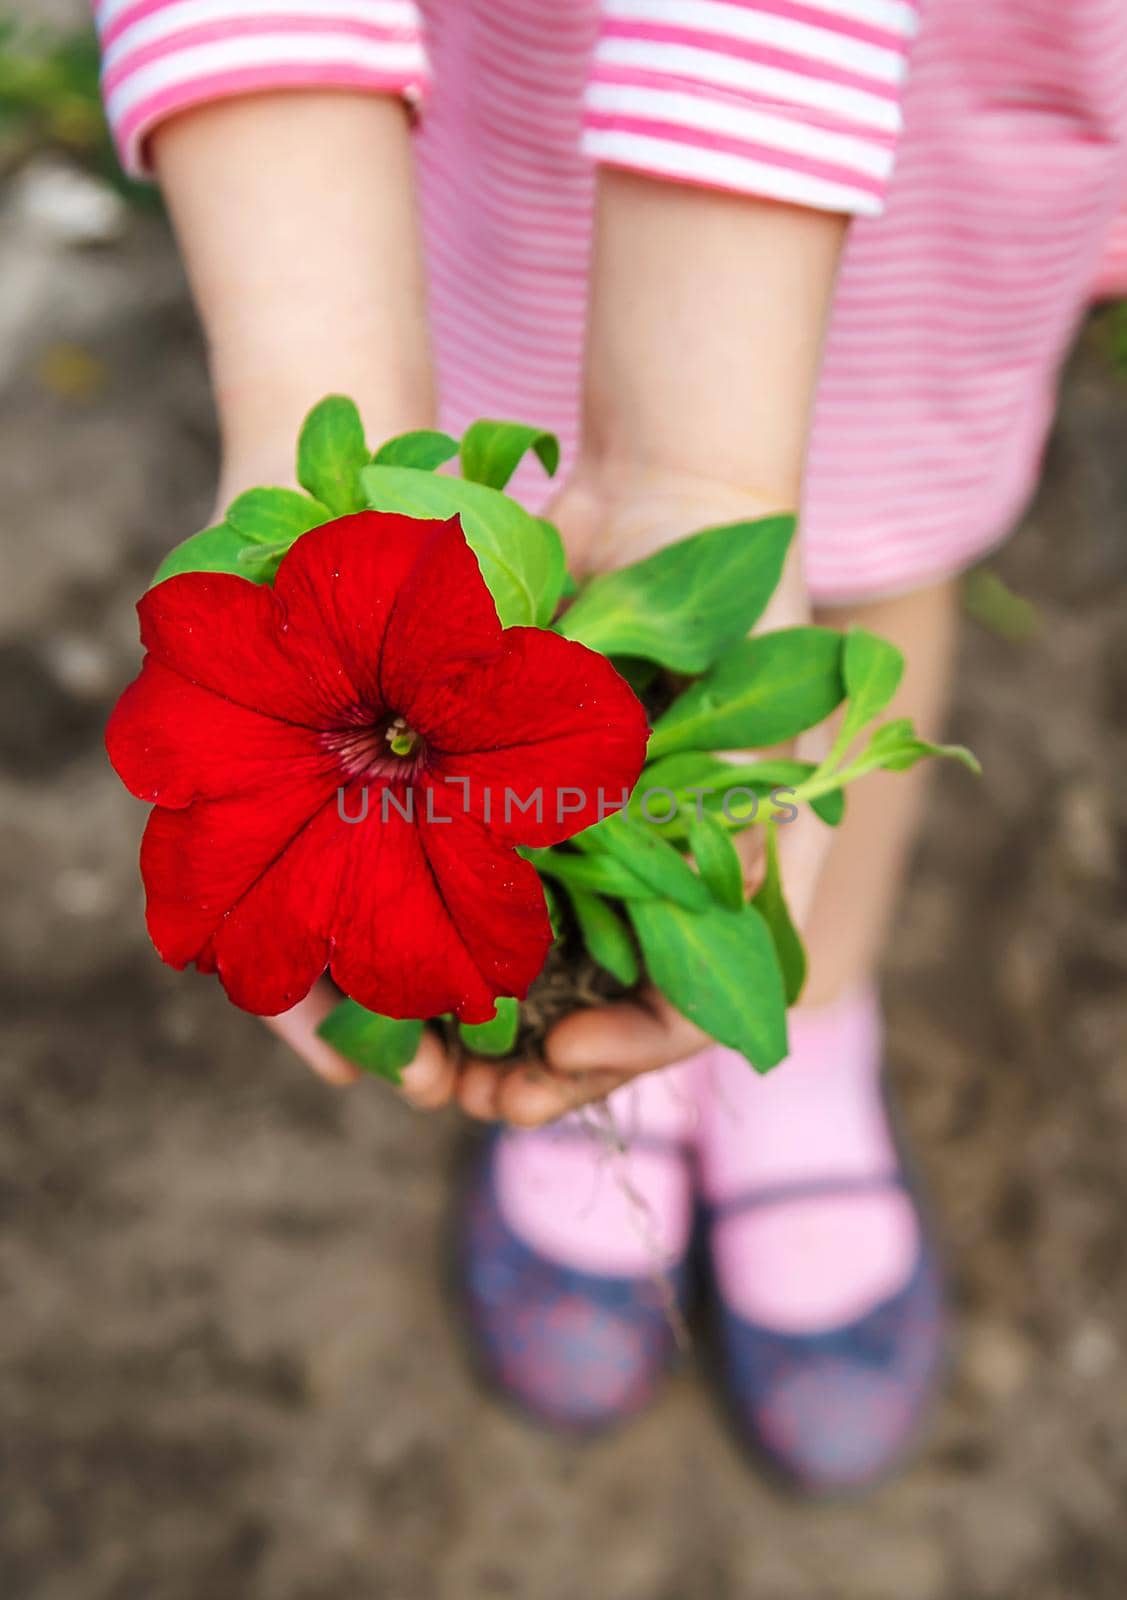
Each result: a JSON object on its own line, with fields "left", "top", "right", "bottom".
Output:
{"left": 95, "top": 1, "right": 455, "bottom": 1094}
{"left": 95, "top": 2, "right": 919, "bottom": 1109}
{"left": 151, "top": 92, "right": 434, "bottom": 501}
{"left": 147, "top": 92, "right": 459, "bottom": 1099}
{"left": 92, "top": 1, "right": 434, "bottom": 480}
{"left": 452, "top": 1, "right": 922, "bottom": 1124}
{"left": 457, "top": 171, "right": 848, "bottom": 1125}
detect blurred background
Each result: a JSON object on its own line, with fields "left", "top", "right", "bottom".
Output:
{"left": 1, "top": 6, "right": 1126, "bottom": 1598}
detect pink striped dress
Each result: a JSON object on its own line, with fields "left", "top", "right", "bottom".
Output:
{"left": 93, "top": 0, "right": 1127, "bottom": 603}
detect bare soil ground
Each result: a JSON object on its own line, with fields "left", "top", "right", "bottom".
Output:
{"left": 1, "top": 144, "right": 1126, "bottom": 1600}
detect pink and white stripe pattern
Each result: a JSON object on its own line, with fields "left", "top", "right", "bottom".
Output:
{"left": 93, "top": 0, "right": 1127, "bottom": 603}
{"left": 583, "top": 0, "right": 919, "bottom": 215}
{"left": 93, "top": 0, "right": 916, "bottom": 213}
{"left": 93, "top": 0, "right": 430, "bottom": 177}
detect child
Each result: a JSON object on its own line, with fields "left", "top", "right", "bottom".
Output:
{"left": 93, "top": 0, "right": 1127, "bottom": 1490}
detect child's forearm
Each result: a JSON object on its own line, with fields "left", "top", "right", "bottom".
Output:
{"left": 580, "top": 169, "right": 846, "bottom": 508}
{"left": 151, "top": 92, "right": 434, "bottom": 496}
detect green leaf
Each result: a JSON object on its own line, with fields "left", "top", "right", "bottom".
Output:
{"left": 687, "top": 811, "right": 745, "bottom": 911}
{"left": 316, "top": 999, "right": 422, "bottom": 1085}
{"left": 638, "top": 751, "right": 728, "bottom": 795}
{"left": 839, "top": 627, "right": 904, "bottom": 745}
{"left": 963, "top": 568, "right": 1040, "bottom": 643}
{"left": 867, "top": 716, "right": 914, "bottom": 752}
{"left": 151, "top": 523, "right": 262, "bottom": 586}
{"left": 751, "top": 821, "right": 806, "bottom": 1005}
{"left": 372, "top": 429, "right": 460, "bottom": 470}
{"left": 593, "top": 811, "right": 710, "bottom": 911}
{"left": 460, "top": 996, "right": 520, "bottom": 1056}
{"left": 697, "top": 759, "right": 845, "bottom": 828}
{"left": 542, "top": 881, "right": 565, "bottom": 939}
{"left": 523, "top": 846, "right": 657, "bottom": 901}
{"left": 297, "top": 395, "right": 369, "bottom": 515}
{"left": 556, "top": 515, "right": 795, "bottom": 672}
{"left": 359, "top": 464, "right": 566, "bottom": 626}
{"left": 698, "top": 759, "right": 845, "bottom": 828}
{"left": 863, "top": 727, "right": 981, "bottom": 776}
{"left": 647, "top": 627, "right": 844, "bottom": 759}
{"left": 612, "top": 655, "right": 660, "bottom": 699}
{"left": 235, "top": 540, "right": 290, "bottom": 583}
{"left": 460, "top": 419, "right": 559, "bottom": 491}
{"left": 565, "top": 888, "right": 639, "bottom": 986}
{"left": 225, "top": 486, "right": 332, "bottom": 545}
{"left": 628, "top": 898, "right": 788, "bottom": 1071}
{"left": 809, "top": 787, "right": 846, "bottom": 827}
{"left": 634, "top": 754, "right": 844, "bottom": 834}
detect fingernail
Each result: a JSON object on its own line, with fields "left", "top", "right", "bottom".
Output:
{"left": 546, "top": 1041, "right": 599, "bottom": 1073}
{"left": 399, "top": 1055, "right": 437, "bottom": 1098}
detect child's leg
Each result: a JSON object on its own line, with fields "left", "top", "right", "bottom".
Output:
{"left": 803, "top": 576, "right": 961, "bottom": 1007}
{"left": 701, "top": 576, "right": 960, "bottom": 1288}
{"left": 698, "top": 576, "right": 958, "bottom": 1491}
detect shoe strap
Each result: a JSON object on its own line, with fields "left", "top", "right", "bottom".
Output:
{"left": 505, "top": 1124, "right": 692, "bottom": 1161}
{"left": 705, "top": 1170, "right": 906, "bottom": 1223}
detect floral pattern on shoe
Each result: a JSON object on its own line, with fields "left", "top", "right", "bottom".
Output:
{"left": 709, "top": 1179, "right": 944, "bottom": 1493}
{"left": 458, "top": 1133, "right": 690, "bottom": 1432}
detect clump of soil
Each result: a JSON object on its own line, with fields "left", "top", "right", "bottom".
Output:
{"left": 511, "top": 932, "right": 636, "bottom": 1059}
{"left": 436, "top": 918, "right": 638, "bottom": 1063}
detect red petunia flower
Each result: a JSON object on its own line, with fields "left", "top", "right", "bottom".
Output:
{"left": 106, "top": 511, "right": 648, "bottom": 1023}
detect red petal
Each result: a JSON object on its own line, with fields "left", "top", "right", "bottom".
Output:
{"left": 417, "top": 806, "right": 553, "bottom": 1006}
{"left": 147, "top": 777, "right": 548, "bottom": 1022}
{"left": 375, "top": 516, "right": 502, "bottom": 725}
{"left": 140, "top": 764, "right": 341, "bottom": 977}
{"left": 106, "top": 657, "right": 333, "bottom": 808}
{"left": 138, "top": 571, "right": 360, "bottom": 726}
{"left": 136, "top": 511, "right": 499, "bottom": 733}
{"left": 273, "top": 511, "right": 501, "bottom": 719}
{"left": 426, "top": 629, "right": 650, "bottom": 845}
{"left": 195, "top": 792, "right": 354, "bottom": 1014}
{"left": 326, "top": 800, "right": 530, "bottom": 1024}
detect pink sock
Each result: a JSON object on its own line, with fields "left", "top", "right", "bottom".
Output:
{"left": 698, "top": 987, "right": 920, "bottom": 1334}
{"left": 494, "top": 1059, "right": 697, "bottom": 1277}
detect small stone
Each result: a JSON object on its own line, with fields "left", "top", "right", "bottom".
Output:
{"left": 1056, "top": 779, "right": 1116, "bottom": 881}
{"left": 42, "top": 633, "right": 114, "bottom": 698}
{"left": 1067, "top": 1320, "right": 1118, "bottom": 1380}
{"left": 35, "top": 341, "right": 107, "bottom": 403}
{"left": 963, "top": 1319, "right": 1035, "bottom": 1402}
{"left": 12, "top": 157, "right": 129, "bottom": 246}
{"left": 51, "top": 865, "right": 115, "bottom": 918}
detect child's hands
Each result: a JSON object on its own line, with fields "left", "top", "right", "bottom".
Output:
{"left": 453, "top": 172, "right": 847, "bottom": 1125}
{"left": 167, "top": 153, "right": 842, "bottom": 1107}
{"left": 207, "top": 456, "right": 832, "bottom": 1113}
{"left": 453, "top": 461, "right": 835, "bottom": 1127}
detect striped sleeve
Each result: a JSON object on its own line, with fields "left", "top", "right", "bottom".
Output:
{"left": 92, "top": 1, "right": 430, "bottom": 179}
{"left": 581, "top": 0, "right": 921, "bottom": 215}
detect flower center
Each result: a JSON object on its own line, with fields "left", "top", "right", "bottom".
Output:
{"left": 384, "top": 715, "right": 420, "bottom": 759}
{"left": 321, "top": 711, "right": 428, "bottom": 783}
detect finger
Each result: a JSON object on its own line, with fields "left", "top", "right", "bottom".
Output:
{"left": 264, "top": 981, "right": 457, "bottom": 1105}
{"left": 775, "top": 803, "right": 832, "bottom": 927}
{"left": 456, "top": 1055, "right": 505, "bottom": 1121}
{"left": 547, "top": 989, "right": 709, "bottom": 1076}
{"left": 498, "top": 1062, "right": 634, "bottom": 1128}
{"left": 734, "top": 824, "right": 767, "bottom": 897}
{"left": 264, "top": 980, "right": 361, "bottom": 1086}
{"left": 398, "top": 1029, "right": 459, "bottom": 1110}
{"left": 731, "top": 805, "right": 830, "bottom": 915}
